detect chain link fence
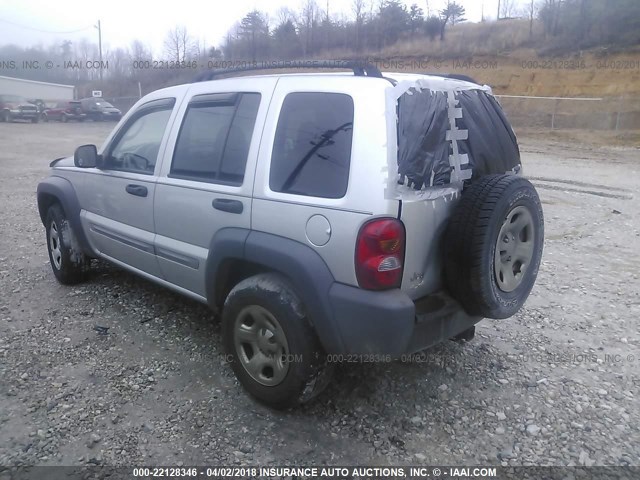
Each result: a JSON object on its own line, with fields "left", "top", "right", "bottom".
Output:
{"left": 496, "top": 95, "right": 640, "bottom": 131}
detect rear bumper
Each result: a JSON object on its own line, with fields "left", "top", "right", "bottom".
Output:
{"left": 328, "top": 283, "right": 482, "bottom": 355}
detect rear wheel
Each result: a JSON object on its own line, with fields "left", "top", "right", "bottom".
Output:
{"left": 1, "top": 110, "right": 10, "bottom": 122}
{"left": 45, "top": 204, "right": 89, "bottom": 285}
{"left": 444, "top": 174, "right": 544, "bottom": 319}
{"left": 61, "top": 114, "right": 68, "bottom": 123}
{"left": 222, "top": 273, "right": 331, "bottom": 409}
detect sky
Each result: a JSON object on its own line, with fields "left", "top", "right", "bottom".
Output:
{"left": 0, "top": 0, "right": 505, "bottom": 56}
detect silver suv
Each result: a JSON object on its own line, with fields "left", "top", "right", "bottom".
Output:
{"left": 37, "top": 63, "right": 544, "bottom": 408}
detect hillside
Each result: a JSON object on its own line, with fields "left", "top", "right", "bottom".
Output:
{"left": 378, "top": 49, "right": 640, "bottom": 98}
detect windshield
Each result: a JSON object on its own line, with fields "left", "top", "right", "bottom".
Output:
{"left": 95, "top": 101, "right": 115, "bottom": 108}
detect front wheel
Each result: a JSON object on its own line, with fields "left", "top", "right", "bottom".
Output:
{"left": 45, "top": 204, "right": 89, "bottom": 285}
{"left": 222, "top": 273, "right": 331, "bottom": 409}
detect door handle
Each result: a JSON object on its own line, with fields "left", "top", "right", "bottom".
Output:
{"left": 126, "top": 184, "right": 148, "bottom": 197}
{"left": 212, "top": 198, "right": 243, "bottom": 214}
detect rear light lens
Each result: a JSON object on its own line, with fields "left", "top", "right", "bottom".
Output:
{"left": 355, "top": 218, "right": 405, "bottom": 290}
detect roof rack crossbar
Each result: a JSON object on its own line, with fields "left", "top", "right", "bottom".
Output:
{"left": 192, "top": 60, "right": 383, "bottom": 82}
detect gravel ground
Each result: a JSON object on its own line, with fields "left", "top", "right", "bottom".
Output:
{"left": 0, "top": 122, "right": 638, "bottom": 467}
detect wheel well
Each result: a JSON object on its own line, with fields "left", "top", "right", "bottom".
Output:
{"left": 37, "top": 193, "right": 62, "bottom": 224}
{"left": 215, "top": 259, "right": 272, "bottom": 309}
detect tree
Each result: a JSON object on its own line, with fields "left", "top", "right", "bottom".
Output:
{"left": 439, "top": 1, "right": 466, "bottom": 40}
{"left": 441, "top": 1, "right": 466, "bottom": 26}
{"left": 499, "top": 0, "right": 517, "bottom": 19}
{"left": 378, "top": 0, "right": 410, "bottom": 47}
{"left": 424, "top": 15, "right": 442, "bottom": 40}
{"left": 352, "top": 0, "right": 367, "bottom": 51}
{"left": 208, "top": 46, "right": 223, "bottom": 59}
{"left": 273, "top": 19, "right": 301, "bottom": 59}
{"left": 409, "top": 4, "right": 425, "bottom": 37}
{"left": 528, "top": 0, "right": 537, "bottom": 38}
{"left": 237, "top": 10, "right": 270, "bottom": 61}
{"left": 130, "top": 40, "right": 150, "bottom": 61}
{"left": 538, "top": 0, "right": 561, "bottom": 37}
{"left": 163, "top": 26, "right": 197, "bottom": 62}
{"left": 298, "top": 0, "right": 320, "bottom": 57}
{"left": 61, "top": 40, "right": 72, "bottom": 58}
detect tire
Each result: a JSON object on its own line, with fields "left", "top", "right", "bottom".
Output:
{"left": 45, "top": 204, "right": 89, "bottom": 285}
{"left": 222, "top": 273, "right": 331, "bottom": 409}
{"left": 1, "top": 110, "right": 10, "bottom": 122}
{"left": 444, "top": 174, "right": 544, "bottom": 319}
{"left": 61, "top": 114, "right": 68, "bottom": 123}
{"left": 42, "top": 113, "right": 49, "bottom": 123}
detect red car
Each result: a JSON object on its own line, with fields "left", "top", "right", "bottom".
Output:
{"left": 43, "top": 101, "right": 86, "bottom": 123}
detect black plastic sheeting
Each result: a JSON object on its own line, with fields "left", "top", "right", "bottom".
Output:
{"left": 397, "top": 88, "right": 520, "bottom": 190}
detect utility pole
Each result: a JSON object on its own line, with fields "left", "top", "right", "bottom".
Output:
{"left": 497, "top": 0, "right": 501, "bottom": 20}
{"left": 95, "top": 20, "right": 103, "bottom": 82}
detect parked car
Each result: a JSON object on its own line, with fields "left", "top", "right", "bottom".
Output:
{"left": 79, "top": 97, "right": 122, "bottom": 121}
{"left": 43, "top": 101, "right": 86, "bottom": 123}
{"left": 37, "top": 63, "right": 544, "bottom": 409}
{"left": 0, "top": 94, "right": 40, "bottom": 123}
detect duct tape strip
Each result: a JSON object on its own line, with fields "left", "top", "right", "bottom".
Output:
{"left": 446, "top": 91, "right": 472, "bottom": 184}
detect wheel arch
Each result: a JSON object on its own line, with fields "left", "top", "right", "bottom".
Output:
{"left": 36, "top": 176, "right": 94, "bottom": 256}
{"left": 205, "top": 228, "right": 344, "bottom": 353}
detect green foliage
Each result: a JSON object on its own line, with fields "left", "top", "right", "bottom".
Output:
{"left": 378, "top": 0, "right": 411, "bottom": 46}
{"left": 424, "top": 16, "right": 443, "bottom": 41}
{"left": 409, "top": 4, "right": 425, "bottom": 36}
{"left": 273, "top": 20, "right": 302, "bottom": 59}
{"left": 441, "top": 1, "right": 466, "bottom": 26}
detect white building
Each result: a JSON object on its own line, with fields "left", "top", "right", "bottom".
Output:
{"left": 0, "top": 75, "right": 74, "bottom": 101}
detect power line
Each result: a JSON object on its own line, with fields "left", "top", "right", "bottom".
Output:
{"left": 0, "top": 18, "right": 93, "bottom": 34}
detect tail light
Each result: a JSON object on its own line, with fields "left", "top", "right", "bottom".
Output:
{"left": 355, "top": 218, "right": 405, "bottom": 290}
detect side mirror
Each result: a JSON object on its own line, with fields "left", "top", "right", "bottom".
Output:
{"left": 74, "top": 144, "right": 101, "bottom": 168}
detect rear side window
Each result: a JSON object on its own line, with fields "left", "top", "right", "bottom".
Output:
{"left": 270, "top": 93, "right": 354, "bottom": 199}
{"left": 170, "top": 93, "right": 261, "bottom": 186}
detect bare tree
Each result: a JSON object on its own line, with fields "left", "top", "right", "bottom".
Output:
{"left": 298, "top": 0, "right": 319, "bottom": 57}
{"left": 499, "top": 0, "right": 517, "bottom": 19}
{"left": 276, "top": 6, "right": 296, "bottom": 25}
{"left": 163, "top": 26, "right": 197, "bottom": 62}
{"left": 130, "top": 40, "right": 150, "bottom": 61}
{"left": 528, "top": 0, "right": 537, "bottom": 37}
{"left": 352, "top": 0, "right": 366, "bottom": 51}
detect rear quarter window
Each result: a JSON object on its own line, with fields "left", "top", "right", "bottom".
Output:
{"left": 270, "top": 92, "right": 354, "bottom": 199}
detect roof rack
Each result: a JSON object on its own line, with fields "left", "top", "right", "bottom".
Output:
{"left": 193, "top": 60, "right": 383, "bottom": 82}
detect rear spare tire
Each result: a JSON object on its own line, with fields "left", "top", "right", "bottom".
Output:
{"left": 444, "top": 174, "right": 544, "bottom": 319}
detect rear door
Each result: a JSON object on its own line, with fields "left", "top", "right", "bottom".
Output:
{"left": 153, "top": 78, "right": 277, "bottom": 299}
